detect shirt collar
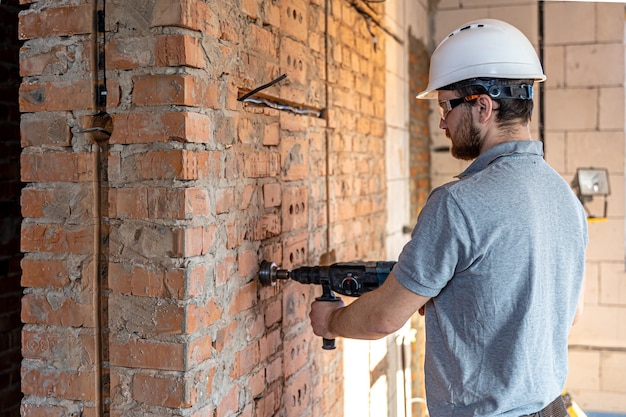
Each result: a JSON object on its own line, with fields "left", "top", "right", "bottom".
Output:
{"left": 456, "top": 141, "right": 544, "bottom": 179}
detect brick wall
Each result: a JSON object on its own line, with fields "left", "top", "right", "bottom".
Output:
{"left": 0, "top": 1, "right": 24, "bottom": 416}
{"left": 18, "top": 0, "right": 389, "bottom": 416}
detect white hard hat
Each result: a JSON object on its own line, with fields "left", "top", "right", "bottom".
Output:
{"left": 416, "top": 19, "right": 546, "bottom": 99}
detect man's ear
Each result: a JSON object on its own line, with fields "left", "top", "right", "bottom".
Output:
{"left": 475, "top": 94, "right": 495, "bottom": 123}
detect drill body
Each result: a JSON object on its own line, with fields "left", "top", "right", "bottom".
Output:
{"left": 289, "top": 261, "right": 397, "bottom": 297}
{"left": 258, "top": 260, "right": 396, "bottom": 349}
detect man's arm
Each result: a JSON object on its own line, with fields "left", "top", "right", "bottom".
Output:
{"left": 309, "top": 271, "right": 431, "bottom": 340}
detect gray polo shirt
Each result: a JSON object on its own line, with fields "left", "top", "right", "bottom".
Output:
{"left": 393, "top": 141, "right": 587, "bottom": 417}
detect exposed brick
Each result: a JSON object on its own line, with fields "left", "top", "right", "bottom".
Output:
{"left": 21, "top": 152, "right": 96, "bottom": 182}
{"left": 215, "top": 187, "right": 235, "bottom": 214}
{"left": 285, "top": 367, "right": 312, "bottom": 416}
{"left": 105, "top": 37, "right": 152, "bottom": 70}
{"left": 20, "top": 112, "right": 71, "bottom": 147}
{"left": 109, "top": 337, "right": 185, "bottom": 371}
{"left": 109, "top": 187, "right": 210, "bottom": 219}
{"left": 18, "top": 4, "right": 92, "bottom": 40}
{"left": 108, "top": 294, "right": 185, "bottom": 335}
{"left": 21, "top": 329, "right": 96, "bottom": 369}
{"left": 110, "top": 149, "right": 222, "bottom": 182}
{"left": 155, "top": 34, "right": 205, "bottom": 68}
{"left": 238, "top": 248, "right": 258, "bottom": 278}
{"left": 264, "top": 298, "right": 282, "bottom": 328}
{"left": 280, "top": 137, "right": 309, "bottom": 180}
{"left": 216, "top": 256, "right": 236, "bottom": 286}
{"left": 231, "top": 342, "right": 260, "bottom": 379}
{"left": 151, "top": 0, "right": 219, "bottom": 37}
{"left": 215, "top": 385, "right": 240, "bottom": 417}
{"left": 22, "top": 367, "right": 98, "bottom": 401}
{"left": 263, "top": 182, "right": 281, "bottom": 207}
{"left": 21, "top": 223, "right": 95, "bottom": 255}
{"left": 20, "top": 41, "right": 92, "bottom": 76}
{"left": 132, "top": 373, "right": 194, "bottom": 408}
{"left": 21, "top": 292, "right": 95, "bottom": 327}
{"left": 21, "top": 258, "right": 70, "bottom": 288}
{"left": 132, "top": 74, "right": 219, "bottom": 109}
{"left": 282, "top": 186, "right": 308, "bottom": 232}
{"left": 243, "top": 151, "right": 281, "bottom": 178}
{"left": 186, "top": 297, "right": 222, "bottom": 333}
{"left": 110, "top": 111, "right": 212, "bottom": 144}
{"left": 260, "top": 328, "right": 281, "bottom": 362}
{"left": 108, "top": 262, "right": 204, "bottom": 299}
{"left": 228, "top": 280, "right": 257, "bottom": 315}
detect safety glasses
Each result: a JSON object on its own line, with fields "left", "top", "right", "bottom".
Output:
{"left": 438, "top": 94, "right": 480, "bottom": 120}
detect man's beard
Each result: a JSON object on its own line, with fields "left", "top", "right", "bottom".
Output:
{"left": 447, "top": 109, "right": 482, "bottom": 161}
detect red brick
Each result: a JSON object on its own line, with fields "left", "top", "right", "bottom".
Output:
{"left": 282, "top": 186, "right": 308, "bottom": 232}
{"left": 132, "top": 74, "right": 219, "bottom": 108}
{"left": 183, "top": 225, "right": 216, "bottom": 257}
{"left": 20, "top": 112, "right": 71, "bottom": 147}
{"left": 19, "top": 80, "right": 94, "bottom": 112}
{"left": 238, "top": 249, "right": 258, "bottom": 278}
{"left": 21, "top": 258, "right": 69, "bottom": 288}
{"left": 228, "top": 280, "right": 257, "bottom": 315}
{"left": 18, "top": 5, "right": 92, "bottom": 40}
{"left": 21, "top": 152, "right": 96, "bottom": 182}
{"left": 155, "top": 34, "right": 205, "bottom": 68}
{"left": 263, "top": 183, "right": 281, "bottom": 207}
{"left": 215, "top": 385, "right": 240, "bottom": 417}
{"left": 105, "top": 37, "right": 152, "bottom": 70}
{"left": 280, "top": 137, "right": 309, "bottom": 180}
{"left": 22, "top": 329, "right": 96, "bottom": 368}
{"left": 21, "top": 404, "right": 65, "bottom": 417}
{"left": 112, "top": 149, "right": 215, "bottom": 181}
{"left": 281, "top": 232, "right": 308, "bottom": 269}
{"left": 285, "top": 367, "right": 312, "bottom": 416}
{"left": 188, "top": 333, "right": 213, "bottom": 366}
{"left": 110, "top": 187, "right": 209, "bottom": 219}
{"left": 187, "top": 297, "right": 222, "bottom": 333}
{"left": 264, "top": 299, "right": 283, "bottom": 328}
{"left": 265, "top": 356, "right": 283, "bottom": 384}
{"left": 216, "top": 256, "right": 236, "bottom": 286}
{"left": 214, "top": 322, "right": 236, "bottom": 353}
{"left": 215, "top": 187, "right": 235, "bottom": 214}
{"left": 263, "top": 121, "right": 280, "bottom": 146}
{"left": 132, "top": 373, "right": 193, "bottom": 408}
{"left": 243, "top": 151, "right": 281, "bottom": 178}
{"left": 231, "top": 343, "right": 259, "bottom": 379}
{"left": 152, "top": 0, "right": 219, "bottom": 36}
{"left": 108, "top": 295, "right": 185, "bottom": 335}
{"left": 281, "top": 282, "right": 309, "bottom": 330}
{"left": 21, "top": 367, "right": 98, "bottom": 401}
{"left": 254, "top": 214, "right": 281, "bottom": 240}
{"left": 20, "top": 41, "right": 92, "bottom": 77}
{"left": 21, "top": 293, "right": 95, "bottom": 327}
{"left": 284, "top": 334, "right": 310, "bottom": 378}
{"left": 109, "top": 337, "right": 185, "bottom": 371}
{"left": 260, "top": 328, "right": 281, "bottom": 361}
{"left": 110, "top": 111, "right": 212, "bottom": 144}
{"left": 21, "top": 223, "right": 94, "bottom": 255}
{"left": 108, "top": 263, "right": 197, "bottom": 299}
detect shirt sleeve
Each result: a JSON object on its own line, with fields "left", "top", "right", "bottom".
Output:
{"left": 392, "top": 186, "right": 474, "bottom": 297}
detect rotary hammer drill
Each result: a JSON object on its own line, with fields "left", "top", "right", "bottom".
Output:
{"left": 258, "top": 260, "right": 396, "bottom": 349}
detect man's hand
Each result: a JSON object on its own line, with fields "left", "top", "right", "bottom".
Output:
{"left": 309, "top": 297, "right": 346, "bottom": 340}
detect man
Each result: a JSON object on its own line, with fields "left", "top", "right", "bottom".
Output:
{"left": 309, "top": 19, "right": 587, "bottom": 417}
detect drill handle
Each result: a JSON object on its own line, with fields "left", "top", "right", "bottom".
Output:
{"left": 315, "top": 284, "right": 341, "bottom": 350}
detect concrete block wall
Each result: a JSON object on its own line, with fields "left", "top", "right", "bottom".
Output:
{"left": 433, "top": 1, "right": 626, "bottom": 414}
{"left": 18, "top": 0, "right": 392, "bottom": 416}
{"left": 543, "top": 2, "right": 626, "bottom": 414}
